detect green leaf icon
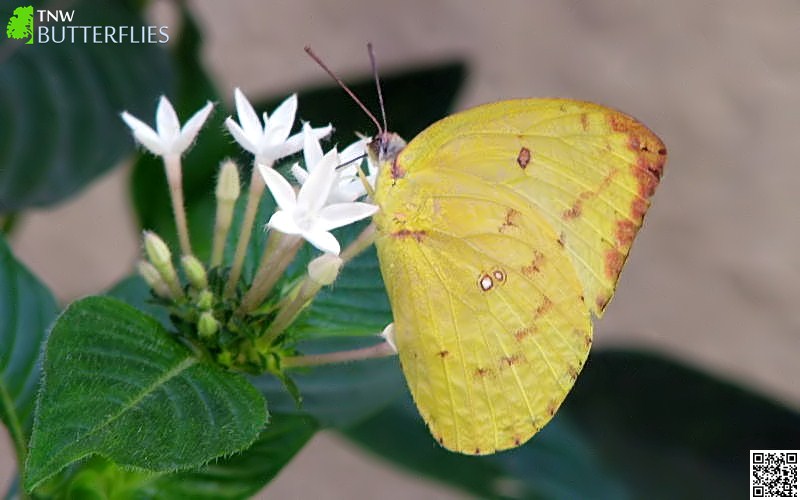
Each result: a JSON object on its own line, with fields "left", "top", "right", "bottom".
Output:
{"left": 6, "top": 5, "right": 34, "bottom": 44}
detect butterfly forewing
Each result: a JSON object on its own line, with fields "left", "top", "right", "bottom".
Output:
{"left": 393, "top": 99, "right": 666, "bottom": 315}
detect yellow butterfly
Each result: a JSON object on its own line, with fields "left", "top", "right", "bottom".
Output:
{"left": 305, "top": 45, "right": 665, "bottom": 456}
{"left": 369, "top": 99, "right": 665, "bottom": 455}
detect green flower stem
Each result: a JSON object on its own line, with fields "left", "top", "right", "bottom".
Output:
{"left": 239, "top": 231, "right": 302, "bottom": 315}
{"left": 260, "top": 279, "right": 317, "bottom": 343}
{"left": 340, "top": 222, "right": 377, "bottom": 263}
{"left": 163, "top": 154, "right": 193, "bottom": 257}
{"left": 225, "top": 160, "right": 271, "bottom": 297}
{"left": 282, "top": 341, "right": 397, "bottom": 368}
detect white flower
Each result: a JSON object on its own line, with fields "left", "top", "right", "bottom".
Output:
{"left": 338, "top": 136, "right": 380, "bottom": 199}
{"left": 260, "top": 130, "right": 378, "bottom": 255}
{"left": 291, "top": 129, "right": 376, "bottom": 203}
{"left": 121, "top": 96, "right": 213, "bottom": 157}
{"left": 225, "top": 88, "right": 332, "bottom": 164}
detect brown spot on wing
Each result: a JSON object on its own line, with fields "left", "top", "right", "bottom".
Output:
{"left": 535, "top": 297, "right": 553, "bottom": 318}
{"left": 392, "top": 229, "right": 426, "bottom": 241}
{"left": 513, "top": 435, "right": 522, "bottom": 446}
{"left": 557, "top": 232, "right": 566, "bottom": 247}
{"left": 517, "top": 147, "right": 532, "bottom": 169}
{"left": 580, "top": 113, "right": 589, "bottom": 131}
{"left": 437, "top": 350, "right": 450, "bottom": 359}
{"left": 608, "top": 112, "right": 666, "bottom": 202}
{"left": 514, "top": 326, "right": 536, "bottom": 342}
{"left": 500, "top": 353, "right": 524, "bottom": 366}
{"left": 631, "top": 197, "right": 649, "bottom": 222}
{"left": 521, "top": 250, "right": 545, "bottom": 277}
{"left": 633, "top": 158, "right": 661, "bottom": 198}
{"left": 500, "top": 208, "right": 521, "bottom": 233}
{"left": 562, "top": 169, "right": 618, "bottom": 220}
{"left": 605, "top": 248, "right": 625, "bottom": 280}
{"left": 562, "top": 203, "right": 582, "bottom": 220}
{"left": 616, "top": 220, "right": 638, "bottom": 247}
{"left": 474, "top": 367, "right": 493, "bottom": 378}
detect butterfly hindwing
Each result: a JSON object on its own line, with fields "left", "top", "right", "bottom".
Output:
{"left": 375, "top": 169, "right": 591, "bottom": 454}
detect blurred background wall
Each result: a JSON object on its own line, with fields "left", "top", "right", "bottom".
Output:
{"left": 4, "top": 0, "right": 799, "bottom": 497}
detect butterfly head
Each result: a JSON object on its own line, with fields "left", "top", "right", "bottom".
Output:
{"left": 368, "top": 131, "right": 407, "bottom": 164}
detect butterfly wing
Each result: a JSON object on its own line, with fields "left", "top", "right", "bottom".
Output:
{"left": 375, "top": 168, "right": 591, "bottom": 454}
{"left": 389, "top": 98, "right": 666, "bottom": 315}
{"left": 373, "top": 99, "right": 665, "bottom": 454}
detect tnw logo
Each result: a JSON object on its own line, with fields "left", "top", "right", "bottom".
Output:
{"left": 6, "top": 5, "right": 34, "bottom": 45}
{"left": 38, "top": 9, "right": 74, "bottom": 22}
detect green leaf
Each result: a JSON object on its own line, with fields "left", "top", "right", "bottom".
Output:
{"left": 562, "top": 349, "right": 800, "bottom": 500}
{"left": 104, "top": 274, "right": 171, "bottom": 328}
{"left": 144, "top": 413, "right": 317, "bottom": 499}
{"left": 0, "top": 235, "right": 57, "bottom": 466}
{"left": 24, "top": 296, "right": 267, "bottom": 492}
{"left": 343, "top": 394, "right": 625, "bottom": 500}
{"left": 0, "top": 0, "right": 172, "bottom": 212}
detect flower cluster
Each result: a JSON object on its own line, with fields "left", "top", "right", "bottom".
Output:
{"left": 120, "top": 89, "right": 394, "bottom": 374}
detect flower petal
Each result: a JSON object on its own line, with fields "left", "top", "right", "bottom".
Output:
{"left": 225, "top": 117, "right": 257, "bottom": 155}
{"left": 290, "top": 163, "right": 310, "bottom": 184}
{"left": 259, "top": 164, "right": 297, "bottom": 212}
{"left": 121, "top": 111, "right": 165, "bottom": 155}
{"left": 267, "top": 210, "right": 302, "bottom": 235}
{"left": 302, "top": 123, "right": 324, "bottom": 171}
{"left": 302, "top": 228, "right": 341, "bottom": 255}
{"left": 265, "top": 94, "right": 297, "bottom": 145}
{"left": 175, "top": 101, "right": 214, "bottom": 154}
{"left": 155, "top": 96, "right": 181, "bottom": 144}
{"left": 339, "top": 137, "right": 369, "bottom": 165}
{"left": 273, "top": 124, "right": 333, "bottom": 160}
{"left": 333, "top": 178, "right": 366, "bottom": 203}
{"left": 233, "top": 88, "right": 262, "bottom": 139}
{"left": 298, "top": 149, "right": 337, "bottom": 213}
{"left": 380, "top": 323, "right": 398, "bottom": 353}
{"left": 317, "top": 202, "right": 378, "bottom": 231}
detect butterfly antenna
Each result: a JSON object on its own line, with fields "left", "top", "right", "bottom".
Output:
{"left": 304, "top": 45, "right": 383, "bottom": 134}
{"left": 367, "top": 43, "right": 388, "bottom": 134}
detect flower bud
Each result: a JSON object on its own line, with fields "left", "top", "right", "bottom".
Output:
{"left": 196, "top": 289, "right": 214, "bottom": 310}
{"left": 137, "top": 261, "right": 172, "bottom": 299}
{"left": 216, "top": 159, "right": 241, "bottom": 202}
{"left": 198, "top": 311, "right": 219, "bottom": 339}
{"left": 143, "top": 231, "right": 172, "bottom": 268}
{"left": 143, "top": 231, "right": 183, "bottom": 299}
{"left": 307, "top": 253, "right": 343, "bottom": 286}
{"left": 181, "top": 255, "right": 208, "bottom": 290}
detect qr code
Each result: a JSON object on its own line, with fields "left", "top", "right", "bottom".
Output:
{"left": 752, "top": 450, "right": 799, "bottom": 499}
